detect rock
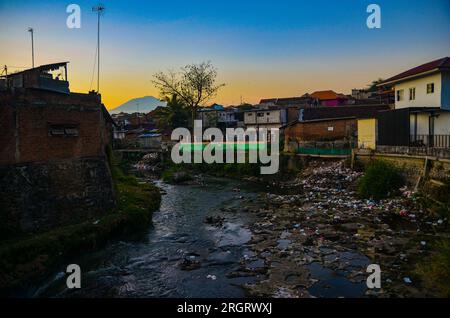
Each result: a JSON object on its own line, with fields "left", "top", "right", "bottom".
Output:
{"left": 204, "top": 216, "right": 225, "bottom": 227}
{"left": 179, "top": 258, "right": 201, "bottom": 271}
{"left": 173, "top": 171, "right": 192, "bottom": 183}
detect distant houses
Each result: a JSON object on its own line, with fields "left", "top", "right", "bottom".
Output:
{"left": 244, "top": 105, "right": 287, "bottom": 130}
{"left": 106, "top": 57, "right": 449, "bottom": 159}
{"left": 309, "top": 90, "right": 350, "bottom": 107}
{"left": 284, "top": 105, "right": 390, "bottom": 154}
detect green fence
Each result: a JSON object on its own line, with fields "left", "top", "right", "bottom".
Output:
{"left": 297, "top": 147, "right": 352, "bottom": 156}
{"left": 179, "top": 142, "right": 267, "bottom": 151}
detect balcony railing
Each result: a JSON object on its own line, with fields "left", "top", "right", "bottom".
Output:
{"left": 410, "top": 135, "right": 450, "bottom": 148}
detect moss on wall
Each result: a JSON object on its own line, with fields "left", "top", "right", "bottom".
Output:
{"left": 0, "top": 150, "right": 161, "bottom": 293}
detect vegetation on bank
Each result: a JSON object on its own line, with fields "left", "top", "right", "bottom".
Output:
{"left": 414, "top": 176, "right": 450, "bottom": 297}
{"left": 0, "top": 149, "right": 161, "bottom": 292}
{"left": 161, "top": 162, "right": 262, "bottom": 184}
{"left": 416, "top": 239, "right": 450, "bottom": 297}
{"left": 160, "top": 153, "right": 302, "bottom": 184}
{"left": 357, "top": 160, "right": 405, "bottom": 200}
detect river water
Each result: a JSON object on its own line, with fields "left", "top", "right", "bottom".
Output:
{"left": 32, "top": 177, "right": 262, "bottom": 298}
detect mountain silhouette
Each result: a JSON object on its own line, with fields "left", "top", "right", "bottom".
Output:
{"left": 110, "top": 96, "right": 166, "bottom": 114}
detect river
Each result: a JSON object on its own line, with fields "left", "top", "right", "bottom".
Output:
{"left": 31, "top": 177, "right": 262, "bottom": 298}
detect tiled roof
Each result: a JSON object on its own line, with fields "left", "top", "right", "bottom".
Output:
{"left": 381, "top": 57, "right": 450, "bottom": 84}
{"left": 310, "top": 90, "right": 345, "bottom": 100}
{"left": 259, "top": 96, "right": 312, "bottom": 106}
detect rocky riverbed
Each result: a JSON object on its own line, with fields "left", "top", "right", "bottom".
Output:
{"left": 32, "top": 159, "right": 447, "bottom": 298}
{"left": 228, "top": 160, "right": 448, "bottom": 298}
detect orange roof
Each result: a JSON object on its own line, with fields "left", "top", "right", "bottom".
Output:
{"left": 310, "top": 90, "right": 342, "bottom": 100}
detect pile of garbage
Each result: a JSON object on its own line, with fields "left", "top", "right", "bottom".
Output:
{"left": 134, "top": 153, "right": 161, "bottom": 172}
{"left": 237, "top": 160, "right": 448, "bottom": 298}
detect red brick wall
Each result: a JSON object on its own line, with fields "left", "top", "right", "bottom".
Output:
{"left": 0, "top": 89, "right": 110, "bottom": 165}
{"left": 285, "top": 118, "right": 357, "bottom": 142}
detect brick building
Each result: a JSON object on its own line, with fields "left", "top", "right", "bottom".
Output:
{"left": 283, "top": 105, "right": 390, "bottom": 153}
{"left": 0, "top": 62, "right": 115, "bottom": 238}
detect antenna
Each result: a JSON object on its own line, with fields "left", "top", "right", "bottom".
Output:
{"left": 28, "top": 27, "right": 34, "bottom": 68}
{"left": 92, "top": 4, "right": 105, "bottom": 93}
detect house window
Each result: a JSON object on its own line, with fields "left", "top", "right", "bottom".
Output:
{"left": 257, "top": 113, "right": 264, "bottom": 117}
{"left": 49, "top": 124, "right": 79, "bottom": 137}
{"left": 427, "top": 83, "right": 434, "bottom": 94}
{"left": 409, "top": 88, "right": 416, "bottom": 101}
{"left": 396, "top": 89, "right": 404, "bottom": 101}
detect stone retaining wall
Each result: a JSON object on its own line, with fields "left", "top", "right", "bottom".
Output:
{"left": 0, "top": 157, "right": 114, "bottom": 239}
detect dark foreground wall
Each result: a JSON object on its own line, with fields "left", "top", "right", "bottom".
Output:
{"left": 0, "top": 157, "right": 115, "bottom": 239}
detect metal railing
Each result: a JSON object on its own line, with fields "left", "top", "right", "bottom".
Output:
{"left": 409, "top": 135, "right": 450, "bottom": 148}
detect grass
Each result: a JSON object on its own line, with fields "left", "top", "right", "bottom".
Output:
{"left": 416, "top": 239, "right": 450, "bottom": 297}
{"left": 163, "top": 162, "right": 262, "bottom": 180}
{"left": 357, "top": 160, "right": 405, "bottom": 200}
{"left": 0, "top": 148, "right": 161, "bottom": 293}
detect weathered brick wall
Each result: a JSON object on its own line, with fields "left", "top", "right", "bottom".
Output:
{"left": 0, "top": 157, "right": 115, "bottom": 238}
{"left": 285, "top": 118, "right": 356, "bottom": 142}
{"left": 0, "top": 89, "right": 107, "bottom": 165}
{"left": 0, "top": 89, "right": 115, "bottom": 239}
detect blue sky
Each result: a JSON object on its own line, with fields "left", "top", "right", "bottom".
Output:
{"left": 1, "top": 0, "right": 449, "bottom": 107}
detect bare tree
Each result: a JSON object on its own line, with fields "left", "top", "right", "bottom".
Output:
{"left": 152, "top": 61, "right": 225, "bottom": 128}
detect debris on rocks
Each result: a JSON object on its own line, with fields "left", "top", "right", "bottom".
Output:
{"left": 179, "top": 257, "right": 201, "bottom": 271}
{"left": 241, "top": 160, "right": 447, "bottom": 298}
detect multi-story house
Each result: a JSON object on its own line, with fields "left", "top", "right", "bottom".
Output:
{"left": 244, "top": 105, "right": 287, "bottom": 130}
{"left": 376, "top": 57, "right": 450, "bottom": 149}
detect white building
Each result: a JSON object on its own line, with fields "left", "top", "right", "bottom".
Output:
{"left": 377, "top": 57, "right": 450, "bottom": 147}
{"left": 244, "top": 106, "right": 287, "bottom": 130}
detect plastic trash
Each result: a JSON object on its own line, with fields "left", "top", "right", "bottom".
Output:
{"left": 403, "top": 277, "right": 412, "bottom": 284}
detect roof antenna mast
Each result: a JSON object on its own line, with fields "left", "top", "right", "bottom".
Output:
{"left": 28, "top": 27, "right": 34, "bottom": 68}
{"left": 92, "top": 4, "right": 105, "bottom": 93}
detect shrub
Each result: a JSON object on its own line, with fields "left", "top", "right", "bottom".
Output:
{"left": 357, "top": 160, "right": 404, "bottom": 200}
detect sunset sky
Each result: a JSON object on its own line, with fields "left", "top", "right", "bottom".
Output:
{"left": 1, "top": 0, "right": 449, "bottom": 109}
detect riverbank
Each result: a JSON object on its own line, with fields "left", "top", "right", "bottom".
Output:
{"left": 0, "top": 152, "right": 161, "bottom": 294}
{"left": 232, "top": 160, "right": 449, "bottom": 297}
{"left": 138, "top": 153, "right": 449, "bottom": 297}
{"left": 26, "top": 176, "right": 263, "bottom": 298}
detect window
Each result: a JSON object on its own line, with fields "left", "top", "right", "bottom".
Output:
{"left": 427, "top": 83, "right": 434, "bottom": 94}
{"left": 409, "top": 88, "right": 416, "bottom": 101}
{"left": 49, "top": 124, "right": 79, "bottom": 137}
{"left": 396, "top": 89, "right": 404, "bottom": 101}
{"left": 257, "top": 113, "right": 264, "bottom": 117}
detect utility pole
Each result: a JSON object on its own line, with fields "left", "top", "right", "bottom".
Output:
{"left": 28, "top": 27, "right": 34, "bottom": 68}
{"left": 92, "top": 4, "right": 105, "bottom": 93}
